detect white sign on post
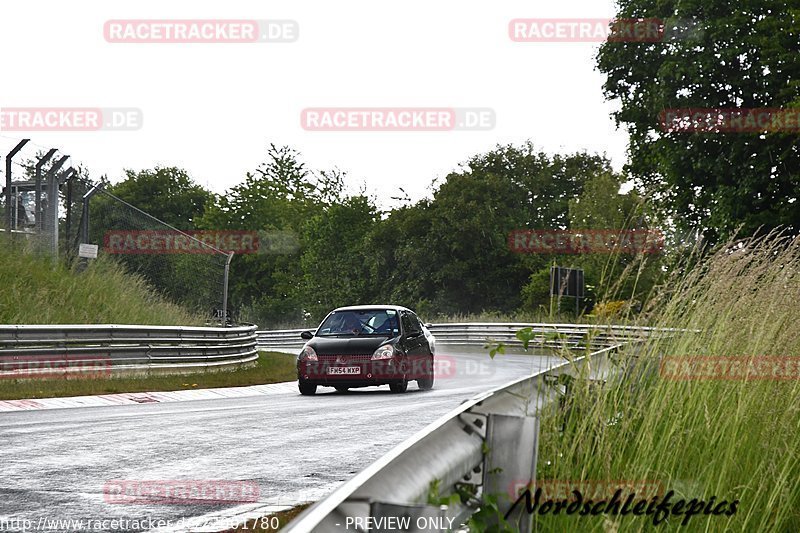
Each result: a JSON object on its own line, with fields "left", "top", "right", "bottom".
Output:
{"left": 78, "top": 243, "right": 99, "bottom": 259}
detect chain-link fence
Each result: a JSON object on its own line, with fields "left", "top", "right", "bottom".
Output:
{"left": 0, "top": 139, "right": 74, "bottom": 257}
{"left": 83, "top": 188, "right": 233, "bottom": 322}
{"left": 2, "top": 137, "right": 234, "bottom": 324}
{"left": 60, "top": 174, "right": 91, "bottom": 262}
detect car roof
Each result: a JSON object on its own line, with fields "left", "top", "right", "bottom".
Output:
{"left": 332, "top": 305, "right": 413, "bottom": 313}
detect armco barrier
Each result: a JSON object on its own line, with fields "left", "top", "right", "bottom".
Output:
{"left": 0, "top": 324, "right": 258, "bottom": 377}
{"left": 282, "top": 341, "right": 634, "bottom": 533}
{"left": 257, "top": 322, "right": 670, "bottom": 352}
{"left": 267, "top": 323, "right": 672, "bottom": 533}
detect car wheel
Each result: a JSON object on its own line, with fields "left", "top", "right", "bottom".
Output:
{"left": 417, "top": 355, "right": 435, "bottom": 391}
{"left": 389, "top": 380, "right": 408, "bottom": 393}
{"left": 335, "top": 386, "right": 350, "bottom": 393}
{"left": 299, "top": 382, "right": 317, "bottom": 396}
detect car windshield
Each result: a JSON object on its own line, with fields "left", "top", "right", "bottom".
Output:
{"left": 316, "top": 309, "right": 400, "bottom": 336}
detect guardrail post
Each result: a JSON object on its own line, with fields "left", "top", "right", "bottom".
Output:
{"left": 483, "top": 413, "right": 540, "bottom": 533}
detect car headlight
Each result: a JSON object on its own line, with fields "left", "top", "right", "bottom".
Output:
{"left": 298, "top": 345, "right": 318, "bottom": 362}
{"left": 372, "top": 344, "right": 395, "bottom": 360}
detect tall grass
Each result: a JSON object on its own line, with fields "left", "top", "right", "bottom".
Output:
{"left": 525, "top": 232, "right": 800, "bottom": 531}
{"left": 0, "top": 241, "right": 200, "bottom": 325}
{"left": 431, "top": 310, "right": 596, "bottom": 325}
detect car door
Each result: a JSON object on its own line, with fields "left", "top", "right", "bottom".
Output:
{"left": 411, "top": 312, "right": 434, "bottom": 381}
{"left": 400, "top": 311, "right": 424, "bottom": 375}
{"left": 411, "top": 312, "right": 432, "bottom": 355}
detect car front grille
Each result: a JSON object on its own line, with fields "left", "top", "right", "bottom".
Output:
{"left": 317, "top": 354, "right": 373, "bottom": 364}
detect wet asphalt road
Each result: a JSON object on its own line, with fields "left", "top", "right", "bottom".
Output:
{"left": 0, "top": 349, "right": 560, "bottom": 532}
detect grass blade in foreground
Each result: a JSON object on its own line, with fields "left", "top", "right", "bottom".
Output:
{"left": 529, "top": 233, "right": 800, "bottom": 532}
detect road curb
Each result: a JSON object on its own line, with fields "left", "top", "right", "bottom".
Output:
{"left": 0, "top": 380, "right": 298, "bottom": 412}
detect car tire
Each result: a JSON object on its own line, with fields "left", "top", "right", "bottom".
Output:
{"left": 417, "top": 355, "right": 435, "bottom": 391}
{"left": 299, "top": 382, "right": 317, "bottom": 396}
{"left": 335, "top": 386, "right": 350, "bottom": 393}
{"left": 389, "top": 380, "right": 408, "bottom": 393}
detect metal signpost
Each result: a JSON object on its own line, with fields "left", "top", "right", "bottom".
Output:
{"left": 550, "top": 266, "right": 585, "bottom": 318}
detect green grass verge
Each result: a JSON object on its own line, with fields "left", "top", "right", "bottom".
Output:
{"left": 0, "top": 351, "right": 296, "bottom": 400}
{"left": 0, "top": 239, "right": 201, "bottom": 325}
{"left": 486, "top": 233, "right": 800, "bottom": 532}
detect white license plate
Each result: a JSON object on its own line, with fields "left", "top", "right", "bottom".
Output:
{"left": 328, "top": 366, "right": 360, "bottom": 375}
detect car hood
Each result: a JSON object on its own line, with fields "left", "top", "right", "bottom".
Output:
{"left": 307, "top": 335, "right": 395, "bottom": 355}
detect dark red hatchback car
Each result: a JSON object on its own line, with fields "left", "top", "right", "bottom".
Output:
{"left": 296, "top": 305, "right": 435, "bottom": 395}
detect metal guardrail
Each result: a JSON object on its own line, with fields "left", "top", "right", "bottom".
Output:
{"left": 277, "top": 324, "right": 663, "bottom": 533}
{"left": 257, "top": 322, "right": 668, "bottom": 352}
{"left": 0, "top": 324, "right": 258, "bottom": 376}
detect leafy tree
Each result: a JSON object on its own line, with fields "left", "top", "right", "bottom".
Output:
{"left": 567, "top": 172, "right": 661, "bottom": 312}
{"left": 421, "top": 171, "right": 531, "bottom": 314}
{"left": 201, "top": 144, "right": 343, "bottom": 232}
{"left": 198, "top": 144, "right": 345, "bottom": 326}
{"left": 101, "top": 167, "right": 213, "bottom": 229}
{"left": 366, "top": 143, "right": 615, "bottom": 316}
{"left": 299, "top": 196, "right": 379, "bottom": 320}
{"left": 517, "top": 172, "right": 645, "bottom": 314}
{"left": 463, "top": 142, "right": 614, "bottom": 230}
{"left": 365, "top": 200, "right": 441, "bottom": 314}
{"left": 597, "top": 0, "right": 800, "bottom": 243}
{"left": 87, "top": 167, "right": 217, "bottom": 312}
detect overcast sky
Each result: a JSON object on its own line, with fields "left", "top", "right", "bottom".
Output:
{"left": 0, "top": 0, "right": 627, "bottom": 209}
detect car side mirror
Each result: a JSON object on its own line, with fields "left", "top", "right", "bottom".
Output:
{"left": 300, "top": 331, "right": 313, "bottom": 340}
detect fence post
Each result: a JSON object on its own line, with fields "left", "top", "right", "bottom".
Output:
{"left": 45, "top": 156, "right": 68, "bottom": 259}
{"left": 77, "top": 182, "right": 104, "bottom": 271}
{"left": 4, "top": 139, "right": 30, "bottom": 234}
{"left": 34, "top": 149, "right": 57, "bottom": 234}
{"left": 80, "top": 182, "right": 104, "bottom": 243}
{"left": 62, "top": 168, "right": 77, "bottom": 258}
{"left": 222, "top": 252, "right": 234, "bottom": 326}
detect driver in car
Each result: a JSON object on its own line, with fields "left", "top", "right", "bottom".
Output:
{"left": 375, "top": 314, "right": 399, "bottom": 335}
{"left": 338, "top": 314, "right": 362, "bottom": 334}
